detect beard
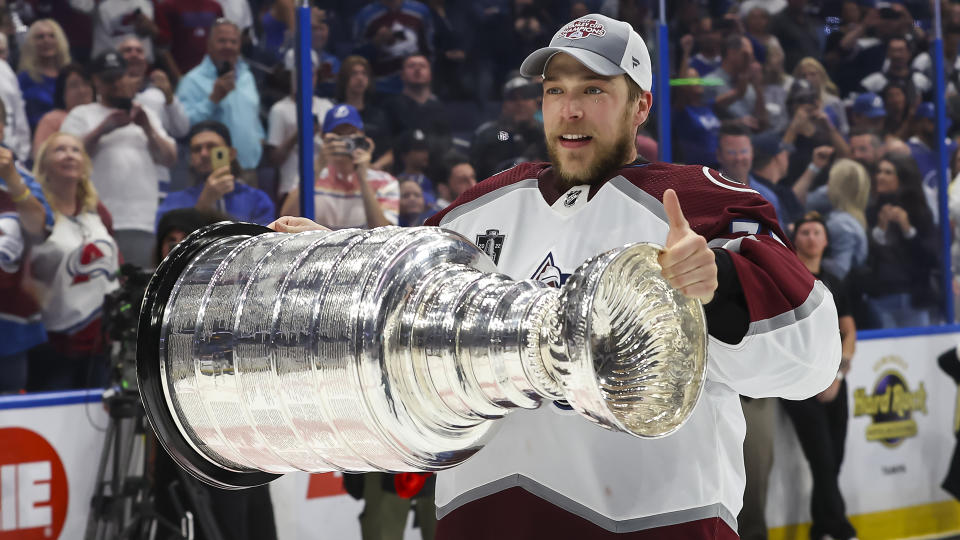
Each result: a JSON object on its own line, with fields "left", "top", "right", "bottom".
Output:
{"left": 547, "top": 121, "right": 636, "bottom": 192}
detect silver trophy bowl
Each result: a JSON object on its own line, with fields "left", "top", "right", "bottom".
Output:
{"left": 137, "top": 223, "right": 707, "bottom": 488}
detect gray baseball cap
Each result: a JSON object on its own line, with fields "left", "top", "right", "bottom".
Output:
{"left": 520, "top": 14, "right": 652, "bottom": 91}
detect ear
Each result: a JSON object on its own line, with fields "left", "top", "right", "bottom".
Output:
{"left": 230, "top": 147, "right": 238, "bottom": 160}
{"left": 633, "top": 91, "right": 654, "bottom": 129}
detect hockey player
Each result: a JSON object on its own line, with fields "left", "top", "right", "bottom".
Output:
{"left": 270, "top": 13, "right": 841, "bottom": 540}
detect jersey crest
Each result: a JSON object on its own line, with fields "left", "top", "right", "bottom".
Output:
{"left": 68, "top": 240, "right": 117, "bottom": 285}
{"left": 531, "top": 252, "right": 570, "bottom": 288}
{"left": 476, "top": 229, "right": 505, "bottom": 264}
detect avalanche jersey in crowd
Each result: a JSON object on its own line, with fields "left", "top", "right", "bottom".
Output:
{"left": 424, "top": 161, "right": 840, "bottom": 539}
{"left": 30, "top": 205, "right": 119, "bottom": 350}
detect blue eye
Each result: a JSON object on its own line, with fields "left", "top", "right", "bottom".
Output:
{"left": 545, "top": 87, "right": 562, "bottom": 95}
{"left": 586, "top": 87, "right": 603, "bottom": 94}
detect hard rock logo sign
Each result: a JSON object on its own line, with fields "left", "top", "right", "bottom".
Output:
{"left": 853, "top": 355, "right": 928, "bottom": 448}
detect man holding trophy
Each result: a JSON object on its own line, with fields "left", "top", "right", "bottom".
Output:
{"left": 165, "top": 13, "right": 840, "bottom": 540}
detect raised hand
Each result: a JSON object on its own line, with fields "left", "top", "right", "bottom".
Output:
{"left": 267, "top": 216, "right": 330, "bottom": 233}
{"left": 658, "top": 188, "right": 718, "bottom": 303}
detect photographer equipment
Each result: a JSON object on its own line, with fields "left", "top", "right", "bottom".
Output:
{"left": 137, "top": 223, "right": 707, "bottom": 488}
{"left": 86, "top": 265, "right": 224, "bottom": 540}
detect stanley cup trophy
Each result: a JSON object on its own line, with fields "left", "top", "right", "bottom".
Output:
{"left": 136, "top": 222, "right": 708, "bottom": 489}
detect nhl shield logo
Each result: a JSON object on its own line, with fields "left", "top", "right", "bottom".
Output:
{"left": 559, "top": 19, "right": 606, "bottom": 40}
{"left": 563, "top": 188, "right": 583, "bottom": 208}
{"left": 476, "top": 229, "right": 505, "bottom": 264}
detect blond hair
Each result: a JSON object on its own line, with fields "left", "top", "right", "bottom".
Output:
{"left": 793, "top": 57, "right": 839, "bottom": 98}
{"left": 19, "top": 19, "right": 71, "bottom": 83}
{"left": 827, "top": 158, "right": 870, "bottom": 229}
{"left": 34, "top": 132, "right": 98, "bottom": 215}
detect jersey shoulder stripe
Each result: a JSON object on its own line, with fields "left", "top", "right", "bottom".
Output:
{"left": 425, "top": 162, "right": 550, "bottom": 227}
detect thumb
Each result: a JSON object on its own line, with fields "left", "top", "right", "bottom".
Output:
{"left": 663, "top": 189, "right": 690, "bottom": 241}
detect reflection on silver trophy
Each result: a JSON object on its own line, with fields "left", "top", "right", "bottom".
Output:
{"left": 137, "top": 223, "right": 707, "bottom": 488}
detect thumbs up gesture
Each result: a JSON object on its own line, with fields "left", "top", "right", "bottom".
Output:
{"left": 658, "top": 189, "right": 718, "bottom": 304}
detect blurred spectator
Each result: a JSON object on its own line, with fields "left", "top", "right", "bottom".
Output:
{"left": 760, "top": 40, "right": 791, "bottom": 133}
{"left": 398, "top": 177, "right": 429, "bottom": 226}
{"left": 0, "top": 50, "right": 30, "bottom": 161}
{"left": 909, "top": 103, "right": 956, "bottom": 199}
{"left": 782, "top": 79, "right": 849, "bottom": 188}
{"left": 178, "top": 19, "right": 264, "bottom": 175}
{"left": 823, "top": 1, "right": 882, "bottom": 97}
{"left": 471, "top": 75, "right": 545, "bottom": 179}
{"left": 716, "top": 124, "right": 784, "bottom": 228}
{"left": 213, "top": 0, "right": 254, "bottom": 37}
{"left": 441, "top": 154, "right": 475, "bottom": 206}
{"left": 382, "top": 54, "right": 451, "bottom": 156}
{"left": 158, "top": 121, "right": 274, "bottom": 227}
{"left": 353, "top": 0, "right": 434, "bottom": 93}
{"left": 20, "top": 1, "right": 94, "bottom": 64}
{"left": 311, "top": 7, "right": 340, "bottom": 91}
{"left": 861, "top": 36, "right": 931, "bottom": 97}
{"left": 672, "top": 67, "right": 720, "bottom": 168}
{"left": 62, "top": 50, "right": 176, "bottom": 268}
{"left": 154, "top": 207, "right": 230, "bottom": 265}
{"left": 258, "top": 0, "right": 294, "bottom": 64}
{"left": 89, "top": 0, "right": 157, "bottom": 62}
{"left": 267, "top": 48, "right": 333, "bottom": 198}
{"left": 793, "top": 57, "right": 848, "bottom": 137}
{"left": 0, "top": 33, "right": 8, "bottom": 62}
{"left": 739, "top": 392, "right": 776, "bottom": 540}
{"left": 426, "top": 0, "right": 469, "bottom": 100}
{"left": 395, "top": 128, "right": 437, "bottom": 208}
{"left": 769, "top": 0, "right": 823, "bottom": 73}
{"left": 705, "top": 34, "right": 766, "bottom": 131}
{"left": 689, "top": 16, "right": 722, "bottom": 77}
{"left": 742, "top": 4, "right": 779, "bottom": 65}
{"left": 0, "top": 115, "right": 49, "bottom": 393}
{"left": 280, "top": 104, "right": 398, "bottom": 229}
{"left": 635, "top": 133, "right": 659, "bottom": 162}
{"left": 882, "top": 78, "right": 918, "bottom": 141}
{"left": 33, "top": 64, "right": 94, "bottom": 160}
{"left": 120, "top": 36, "right": 190, "bottom": 199}
{"left": 752, "top": 130, "right": 803, "bottom": 227}
{"left": 849, "top": 92, "right": 886, "bottom": 134}
{"left": 154, "top": 0, "right": 224, "bottom": 77}
{"left": 861, "top": 154, "right": 939, "bottom": 328}
{"left": 27, "top": 132, "right": 118, "bottom": 391}
{"left": 18, "top": 19, "right": 71, "bottom": 131}
{"left": 473, "top": 0, "right": 552, "bottom": 101}
{"left": 336, "top": 55, "right": 392, "bottom": 169}
{"left": 782, "top": 211, "right": 858, "bottom": 540}
{"left": 822, "top": 159, "right": 870, "bottom": 280}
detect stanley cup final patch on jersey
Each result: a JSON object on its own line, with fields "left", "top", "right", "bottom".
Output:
{"left": 476, "top": 229, "right": 505, "bottom": 264}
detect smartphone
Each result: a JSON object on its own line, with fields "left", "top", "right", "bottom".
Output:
{"left": 113, "top": 97, "right": 133, "bottom": 111}
{"left": 216, "top": 61, "right": 233, "bottom": 77}
{"left": 211, "top": 146, "right": 231, "bottom": 170}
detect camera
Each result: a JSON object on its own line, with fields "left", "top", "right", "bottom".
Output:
{"left": 333, "top": 135, "right": 371, "bottom": 155}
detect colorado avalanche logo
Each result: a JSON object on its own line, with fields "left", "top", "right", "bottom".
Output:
{"left": 531, "top": 252, "right": 570, "bottom": 288}
{"left": 559, "top": 19, "right": 606, "bottom": 40}
{"left": 68, "top": 240, "right": 117, "bottom": 284}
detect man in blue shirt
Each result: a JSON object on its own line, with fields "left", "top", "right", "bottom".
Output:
{"left": 157, "top": 121, "right": 274, "bottom": 228}
{"left": 176, "top": 19, "right": 264, "bottom": 173}
{"left": 716, "top": 124, "right": 786, "bottom": 230}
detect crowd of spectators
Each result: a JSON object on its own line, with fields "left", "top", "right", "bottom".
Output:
{"left": 0, "top": 0, "right": 955, "bottom": 380}
{"left": 0, "top": 0, "right": 957, "bottom": 538}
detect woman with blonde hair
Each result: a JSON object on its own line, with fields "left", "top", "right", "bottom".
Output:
{"left": 18, "top": 19, "right": 71, "bottom": 131}
{"left": 25, "top": 132, "right": 119, "bottom": 391}
{"left": 794, "top": 57, "right": 850, "bottom": 137}
{"left": 822, "top": 158, "right": 870, "bottom": 280}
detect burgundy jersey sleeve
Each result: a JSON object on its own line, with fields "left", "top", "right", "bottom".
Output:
{"left": 622, "top": 163, "right": 840, "bottom": 399}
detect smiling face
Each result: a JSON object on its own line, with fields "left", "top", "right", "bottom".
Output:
{"left": 119, "top": 37, "right": 148, "bottom": 78}
{"left": 32, "top": 21, "right": 58, "bottom": 61}
{"left": 43, "top": 134, "right": 85, "bottom": 183}
{"left": 875, "top": 159, "right": 900, "bottom": 193}
{"left": 542, "top": 53, "right": 650, "bottom": 188}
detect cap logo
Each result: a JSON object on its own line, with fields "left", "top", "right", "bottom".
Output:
{"left": 873, "top": 96, "right": 882, "bottom": 108}
{"left": 334, "top": 106, "right": 349, "bottom": 118}
{"left": 559, "top": 19, "right": 605, "bottom": 40}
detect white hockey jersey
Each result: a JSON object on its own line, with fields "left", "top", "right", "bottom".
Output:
{"left": 424, "top": 161, "right": 840, "bottom": 539}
